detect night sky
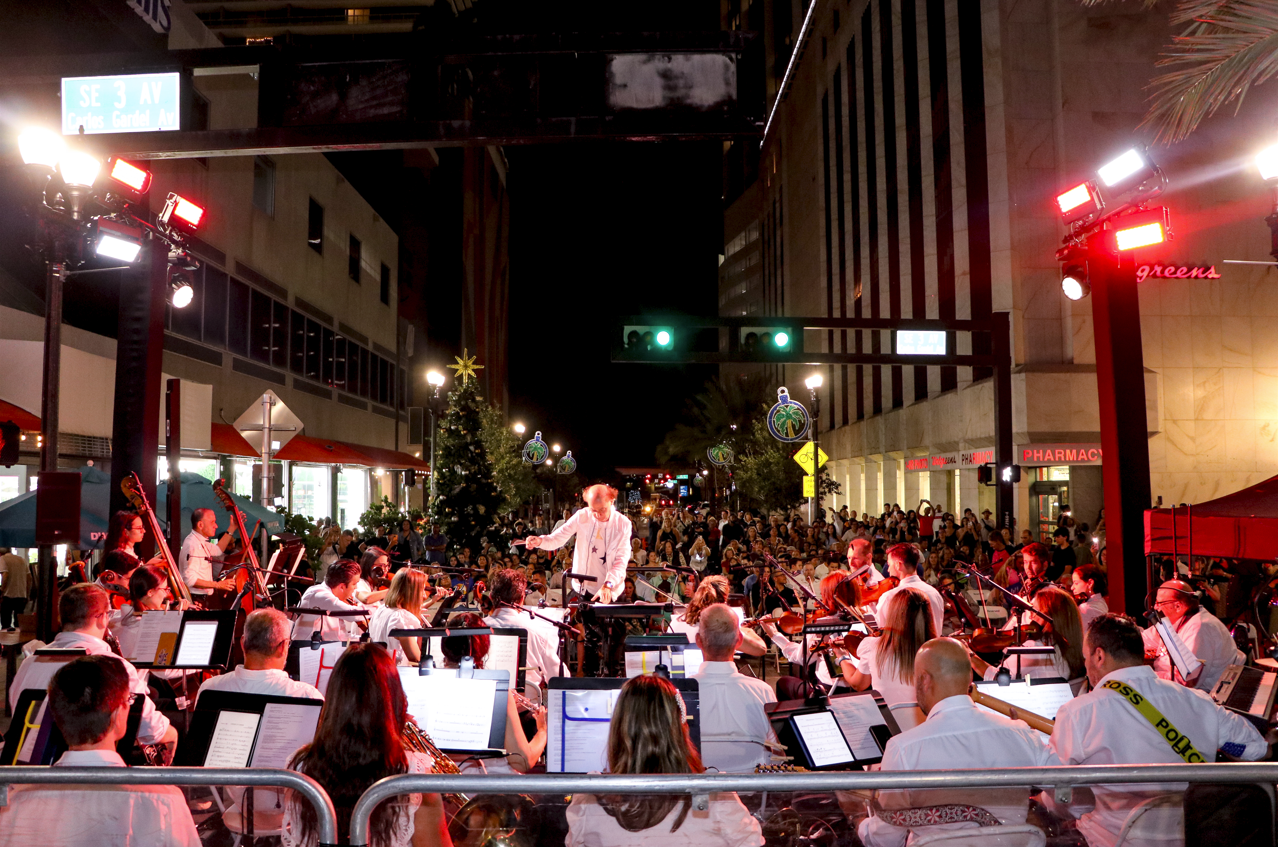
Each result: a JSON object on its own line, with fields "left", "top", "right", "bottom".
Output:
{"left": 504, "top": 142, "right": 722, "bottom": 477}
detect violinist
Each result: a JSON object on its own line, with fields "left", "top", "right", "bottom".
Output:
{"left": 1071, "top": 564, "right": 1108, "bottom": 629}
{"left": 761, "top": 573, "right": 848, "bottom": 700}
{"left": 295, "top": 560, "right": 364, "bottom": 640}
{"left": 94, "top": 550, "right": 140, "bottom": 609}
{"left": 355, "top": 547, "right": 392, "bottom": 605}
{"left": 1001, "top": 542, "right": 1052, "bottom": 630}
{"left": 872, "top": 544, "right": 945, "bottom": 635}
{"left": 969, "top": 585, "right": 1085, "bottom": 686}
{"left": 843, "top": 589, "right": 937, "bottom": 729}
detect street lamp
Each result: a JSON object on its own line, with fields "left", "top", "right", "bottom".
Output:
{"left": 804, "top": 373, "right": 823, "bottom": 524}
{"left": 426, "top": 370, "right": 446, "bottom": 505}
{"left": 552, "top": 443, "right": 562, "bottom": 454}
{"left": 514, "top": 422, "right": 525, "bottom": 434}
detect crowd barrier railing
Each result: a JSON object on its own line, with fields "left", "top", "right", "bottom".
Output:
{"left": 348, "top": 763, "right": 1278, "bottom": 846}
{"left": 0, "top": 766, "right": 339, "bottom": 846}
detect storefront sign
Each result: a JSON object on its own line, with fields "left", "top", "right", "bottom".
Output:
{"left": 959, "top": 449, "right": 994, "bottom": 469}
{"left": 1019, "top": 443, "right": 1103, "bottom": 466}
{"left": 905, "top": 452, "right": 959, "bottom": 472}
{"left": 1135, "top": 263, "right": 1221, "bottom": 283}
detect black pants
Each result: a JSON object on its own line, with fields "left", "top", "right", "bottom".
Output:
{"left": 0, "top": 596, "right": 25, "bottom": 628}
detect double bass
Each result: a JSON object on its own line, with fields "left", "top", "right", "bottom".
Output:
{"left": 120, "top": 472, "right": 195, "bottom": 608}
{"left": 212, "top": 478, "right": 272, "bottom": 611}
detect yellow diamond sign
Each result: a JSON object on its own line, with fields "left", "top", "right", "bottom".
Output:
{"left": 802, "top": 475, "right": 815, "bottom": 497}
{"left": 792, "top": 442, "right": 829, "bottom": 475}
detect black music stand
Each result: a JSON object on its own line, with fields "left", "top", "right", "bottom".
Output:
{"left": 130, "top": 610, "right": 237, "bottom": 671}
{"left": 587, "top": 603, "right": 673, "bottom": 677}
{"left": 390, "top": 626, "right": 529, "bottom": 693}
{"left": 287, "top": 605, "right": 371, "bottom": 643}
{"left": 396, "top": 660, "right": 510, "bottom": 757}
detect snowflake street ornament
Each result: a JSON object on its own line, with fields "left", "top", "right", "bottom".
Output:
{"left": 447, "top": 348, "right": 484, "bottom": 384}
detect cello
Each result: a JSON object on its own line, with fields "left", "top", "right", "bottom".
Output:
{"left": 120, "top": 472, "right": 195, "bottom": 608}
{"left": 212, "top": 478, "right": 272, "bottom": 611}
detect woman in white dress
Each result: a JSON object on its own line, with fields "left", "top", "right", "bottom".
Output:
{"left": 566, "top": 674, "right": 762, "bottom": 847}
{"left": 283, "top": 643, "right": 449, "bottom": 847}
{"left": 842, "top": 587, "right": 937, "bottom": 730}
{"left": 369, "top": 569, "right": 429, "bottom": 666}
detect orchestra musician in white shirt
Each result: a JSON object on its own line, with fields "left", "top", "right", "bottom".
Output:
{"left": 178, "top": 508, "right": 235, "bottom": 598}
{"left": 10, "top": 584, "right": 178, "bottom": 761}
{"left": 482, "top": 567, "right": 570, "bottom": 701}
{"left": 565, "top": 674, "right": 763, "bottom": 847}
{"left": 524, "top": 484, "right": 632, "bottom": 604}
{"left": 295, "top": 560, "right": 366, "bottom": 641}
{"left": 1072, "top": 564, "right": 1109, "bottom": 630}
{"left": 844, "top": 588, "right": 938, "bottom": 730}
{"left": 870, "top": 544, "right": 945, "bottom": 636}
{"left": 692, "top": 603, "right": 779, "bottom": 772}
{"left": 1047, "top": 613, "right": 1267, "bottom": 847}
{"left": 858, "top": 637, "right": 1050, "bottom": 847}
{"left": 196, "top": 609, "right": 322, "bottom": 825}
{"left": 1141, "top": 579, "right": 1243, "bottom": 692}
{"left": 0, "top": 655, "right": 201, "bottom": 847}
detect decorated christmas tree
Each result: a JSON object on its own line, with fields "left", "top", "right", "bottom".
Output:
{"left": 429, "top": 351, "right": 502, "bottom": 552}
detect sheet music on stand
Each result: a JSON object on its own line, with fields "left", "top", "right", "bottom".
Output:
{"left": 419, "top": 629, "right": 528, "bottom": 692}
{"left": 1154, "top": 617, "right": 1204, "bottom": 682}
{"left": 547, "top": 678, "right": 701, "bottom": 773}
{"left": 397, "top": 666, "right": 509, "bottom": 754}
{"left": 292, "top": 641, "right": 349, "bottom": 696}
{"left": 130, "top": 610, "right": 236, "bottom": 669}
{"left": 176, "top": 690, "right": 323, "bottom": 769}
{"left": 622, "top": 635, "right": 698, "bottom": 678}
{"left": 826, "top": 692, "right": 890, "bottom": 761}
{"left": 973, "top": 677, "right": 1075, "bottom": 721}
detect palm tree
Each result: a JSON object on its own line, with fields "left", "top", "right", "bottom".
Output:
{"left": 656, "top": 373, "right": 774, "bottom": 466}
{"left": 1085, "top": 0, "right": 1278, "bottom": 143}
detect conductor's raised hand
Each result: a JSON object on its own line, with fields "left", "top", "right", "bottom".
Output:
{"left": 524, "top": 536, "right": 544, "bottom": 550}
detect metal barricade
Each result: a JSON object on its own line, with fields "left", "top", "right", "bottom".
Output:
{"left": 348, "top": 763, "right": 1278, "bottom": 846}
{"left": 0, "top": 766, "right": 339, "bottom": 846}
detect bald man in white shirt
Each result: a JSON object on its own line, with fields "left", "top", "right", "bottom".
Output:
{"left": 693, "top": 604, "right": 778, "bottom": 772}
{"left": 526, "top": 484, "right": 632, "bottom": 604}
{"left": 0, "top": 655, "right": 199, "bottom": 847}
{"left": 1141, "top": 580, "right": 1242, "bottom": 692}
{"left": 859, "top": 637, "right": 1049, "bottom": 847}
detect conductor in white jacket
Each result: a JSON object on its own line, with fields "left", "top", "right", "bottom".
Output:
{"left": 526, "top": 484, "right": 632, "bottom": 604}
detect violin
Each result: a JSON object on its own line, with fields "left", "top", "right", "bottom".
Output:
{"left": 860, "top": 575, "right": 900, "bottom": 605}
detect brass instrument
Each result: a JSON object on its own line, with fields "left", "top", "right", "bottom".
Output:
{"left": 967, "top": 683, "right": 1055, "bottom": 735}
{"left": 402, "top": 720, "right": 469, "bottom": 807}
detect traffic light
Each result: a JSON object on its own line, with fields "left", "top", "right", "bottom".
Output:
{"left": 977, "top": 465, "right": 993, "bottom": 486}
{"left": 978, "top": 464, "right": 1021, "bottom": 485}
{"left": 623, "top": 325, "right": 675, "bottom": 351}
{"left": 739, "top": 326, "right": 796, "bottom": 354}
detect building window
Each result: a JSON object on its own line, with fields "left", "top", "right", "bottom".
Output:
{"left": 308, "top": 199, "right": 324, "bottom": 254}
{"left": 252, "top": 156, "right": 276, "bottom": 216}
{"left": 348, "top": 235, "right": 361, "bottom": 282}
{"left": 291, "top": 464, "right": 331, "bottom": 520}
{"left": 227, "top": 277, "right": 251, "bottom": 357}
{"left": 380, "top": 262, "right": 390, "bottom": 305}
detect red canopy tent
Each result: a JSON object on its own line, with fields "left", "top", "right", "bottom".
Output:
{"left": 1144, "top": 474, "right": 1278, "bottom": 560}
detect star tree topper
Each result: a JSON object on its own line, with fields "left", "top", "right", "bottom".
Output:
{"left": 447, "top": 348, "right": 484, "bottom": 384}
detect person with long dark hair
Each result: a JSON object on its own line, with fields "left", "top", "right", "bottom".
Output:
{"left": 103, "top": 510, "right": 159, "bottom": 569}
{"left": 283, "top": 643, "right": 451, "bottom": 847}
{"left": 565, "top": 674, "right": 761, "bottom": 847}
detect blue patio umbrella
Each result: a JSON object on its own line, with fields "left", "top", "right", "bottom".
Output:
{"left": 0, "top": 464, "right": 112, "bottom": 550}
{"left": 156, "top": 472, "right": 284, "bottom": 538}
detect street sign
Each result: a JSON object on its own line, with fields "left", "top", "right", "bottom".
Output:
{"left": 61, "top": 73, "right": 181, "bottom": 135}
{"left": 896, "top": 330, "right": 947, "bottom": 355}
{"left": 802, "top": 475, "right": 815, "bottom": 498}
{"left": 792, "top": 442, "right": 829, "bottom": 475}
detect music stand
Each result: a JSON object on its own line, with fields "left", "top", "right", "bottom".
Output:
{"left": 130, "top": 610, "right": 236, "bottom": 671}
{"left": 397, "top": 661, "right": 510, "bottom": 756}
{"left": 285, "top": 638, "right": 349, "bottom": 695}
{"left": 546, "top": 677, "right": 701, "bottom": 773}
{"left": 176, "top": 690, "right": 323, "bottom": 767}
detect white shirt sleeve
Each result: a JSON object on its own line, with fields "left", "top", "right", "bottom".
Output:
{"left": 537, "top": 511, "right": 583, "bottom": 551}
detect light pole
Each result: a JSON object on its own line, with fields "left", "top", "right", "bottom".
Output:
{"left": 513, "top": 422, "right": 526, "bottom": 435}
{"left": 426, "top": 370, "right": 445, "bottom": 506}
{"left": 804, "top": 373, "right": 823, "bottom": 525}
{"left": 1255, "top": 142, "right": 1278, "bottom": 261}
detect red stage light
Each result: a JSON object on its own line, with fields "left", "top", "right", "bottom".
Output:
{"left": 108, "top": 158, "right": 152, "bottom": 194}
{"left": 1056, "top": 182, "right": 1101, "bottom": 223}
{"left": 160, "top": 192, "right": 206, "bottom": 232}
{"left": 1113, "top": 208, "right": 1169, "bottom": 251}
